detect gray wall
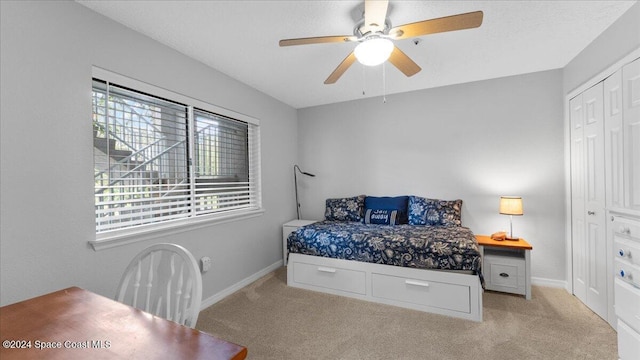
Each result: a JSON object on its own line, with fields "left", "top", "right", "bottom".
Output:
{"left": 297, "top": 70, "right": 566, "bottom": 283}
{"left": 0, "top": 1, "right": 298, "bottom": 306}
{"left": 564, "top": 2, "right": 640, "bottom": 94}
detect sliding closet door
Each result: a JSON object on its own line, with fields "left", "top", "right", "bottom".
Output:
{"left": 582, "top": 82, "right": 607, "bottom": 319}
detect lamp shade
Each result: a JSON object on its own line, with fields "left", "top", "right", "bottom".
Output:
{"left": 499, "top": 196, "right": 523, "bottom": 216}
{"left": 354, "top": 38, "right": 394, "bottom": 66}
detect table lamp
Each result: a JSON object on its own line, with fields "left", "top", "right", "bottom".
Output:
{"left": 500, "top": 196, "right": 523, "bottom": 240}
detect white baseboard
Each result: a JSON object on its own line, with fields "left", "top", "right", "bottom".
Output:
{"left": 200, "top": 260, "right": 282, "bottom": 310}
{"left": 531, "top": 276, "right": 567, "bottom": 289}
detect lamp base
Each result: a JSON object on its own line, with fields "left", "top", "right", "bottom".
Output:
{"left": 505, "top": 236, "right": 519, "bottom": 241}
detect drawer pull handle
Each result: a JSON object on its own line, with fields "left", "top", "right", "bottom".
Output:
{"left": 499, "top": 273, "right": 510, "bottom": 278}
{"left": 405, "top": 279, "right": 430, "bottom": 288}
{"left": 619, "top": 249, "right": 625, "bottom": 257}
{"left": 619, "top": 270, "right": 635, "bottom": 282}
{"left": 317, "top": 267, "right": 336, "bottom": 274}
{"left": 587, "top": 211, "right": 595, "bottom": 215}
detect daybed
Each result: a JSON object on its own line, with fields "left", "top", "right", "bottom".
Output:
{"left": 287, "top": 195, "right": 484, "bottom": 322}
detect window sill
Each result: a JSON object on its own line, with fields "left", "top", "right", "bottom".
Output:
{"left": 89, "top": 208, "right": 265, "bottom": 251}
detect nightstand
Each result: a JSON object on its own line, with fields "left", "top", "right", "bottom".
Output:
{"left": 282, "top": 219, "right": 316, "bottom": 266}
{"left": 476, "top": 235, "right": 533, "bottom": 300}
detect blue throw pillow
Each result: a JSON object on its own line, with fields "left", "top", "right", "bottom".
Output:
{"left": 324, "top": 195, "right": 365, "bottom": 222}
{"left": 408, "top": 196, "right": 462, "bottom": 226}
{"left": 364, "top": 209, "right": 398, "bottom": 225}
{"left": 364, "top": 196, "right": 408, "bottom": 224}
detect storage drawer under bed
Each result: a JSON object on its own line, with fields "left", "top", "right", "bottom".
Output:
{"left": 286, "top": 253, "right": 483, "bottom": 322}
{"left": 291, "top": 261, "right": 366, "bottom": 295}
{"left": 371, "top": 273, "right": 471, "bottom": 313}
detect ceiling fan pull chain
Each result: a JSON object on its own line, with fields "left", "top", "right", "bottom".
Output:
{"left": 362, "top": 64, "right": 366, "bottom": 95}
{"left": 382, "top": 62, "right": 387, "bottom": 103}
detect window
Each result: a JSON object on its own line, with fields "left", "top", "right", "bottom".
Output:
{"left": 92, "top": 70, "right": 261, "bottom": 237}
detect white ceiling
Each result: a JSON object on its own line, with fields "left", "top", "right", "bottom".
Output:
{"left": 76, "top": 0, "right": 637, "bottom": 109}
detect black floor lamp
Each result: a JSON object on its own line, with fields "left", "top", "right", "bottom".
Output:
{"left": 294, "top": 165, "right": 315, "bottom": 220}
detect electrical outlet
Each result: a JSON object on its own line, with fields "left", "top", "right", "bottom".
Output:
{"left": 200, "top": 256, "right": 211, "bottom": 273}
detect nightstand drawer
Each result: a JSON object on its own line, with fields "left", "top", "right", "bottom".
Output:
{"left": 484, "top": 253, "right": 526, "bottom": 295}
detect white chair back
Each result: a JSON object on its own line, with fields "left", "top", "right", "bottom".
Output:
{"left": 116, "top": 243, "right": 203, "bottom": 328}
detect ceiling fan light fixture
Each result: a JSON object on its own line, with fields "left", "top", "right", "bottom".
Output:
{"left": 354, "top": 38, "right": 394, "bottom": 66}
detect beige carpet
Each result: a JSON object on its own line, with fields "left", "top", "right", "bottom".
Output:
{"left": 197, "top": 268, "right": 617, "bottom": 360}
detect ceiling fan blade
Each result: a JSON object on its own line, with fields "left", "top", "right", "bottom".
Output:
{"left": 324, "top": 52, "right": 357, "bottom": 84}
{"left": 388, "top": 46, "right": 421, "bottom": 77}
{"left": 389, "top": 11, "right": 483, "bottom": 40}
{"left": 362, "top": 0, "right": 389, "bottom": 34}
{"left": 279, "top": 35, "right": 357, "bottom": 47}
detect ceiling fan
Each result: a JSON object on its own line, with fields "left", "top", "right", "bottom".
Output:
{"left": 279, "top": 0, "right": 483, "bottom": 84}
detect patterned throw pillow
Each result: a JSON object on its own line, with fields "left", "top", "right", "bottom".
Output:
{"left": 324, "top": 195, "right": 365, "bottom": 222}
{"left": 408, "top": 196, "right": 462, "bottom": 226}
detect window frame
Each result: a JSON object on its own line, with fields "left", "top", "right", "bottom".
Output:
{"left": 89, "top": 67, "right": 262, "bottom": 251}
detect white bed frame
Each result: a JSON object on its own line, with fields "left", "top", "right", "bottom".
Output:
{"left": 287, "top": 253, "right": 483, "bottom": 322}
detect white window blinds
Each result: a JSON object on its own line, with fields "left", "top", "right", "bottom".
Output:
{"left": 93, "top": 77, "right": 261, "bottom": 234}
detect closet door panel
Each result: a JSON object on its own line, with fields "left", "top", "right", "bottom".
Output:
{"left": 605, "top": 70, "right": 624, "bottom": 210}
{"left": 583, "top": 84, "right": 605, "bottom": 207}
{"left": 623, "top": 58, "right": 640, "bottom": 211}
{"left": 570, "top": 94, "right": 587, "bottom": 302}
{"left": 604, "top": 69, "right": 623, "bottom": 328}
{"left": 582, "top": 82, "right": 607, "bottom": 320}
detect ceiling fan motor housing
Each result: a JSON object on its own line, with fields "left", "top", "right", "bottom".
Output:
{"left": 353, "top": 18, "right": 392, "bottom": 41}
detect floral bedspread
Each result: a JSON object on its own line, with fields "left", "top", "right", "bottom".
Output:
{"left": 288, "top": 221, "right": 483, "bottom": 279}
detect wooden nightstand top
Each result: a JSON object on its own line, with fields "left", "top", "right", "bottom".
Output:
{"left": 475, "top": 235, "right": 532, "bottom": 250}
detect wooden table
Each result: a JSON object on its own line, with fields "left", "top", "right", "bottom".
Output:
{"left": 0, "top": 287, "right": 247, "bottom": 360}
{"left": 476, "top": 235, "right": 533, "bottom": 300}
